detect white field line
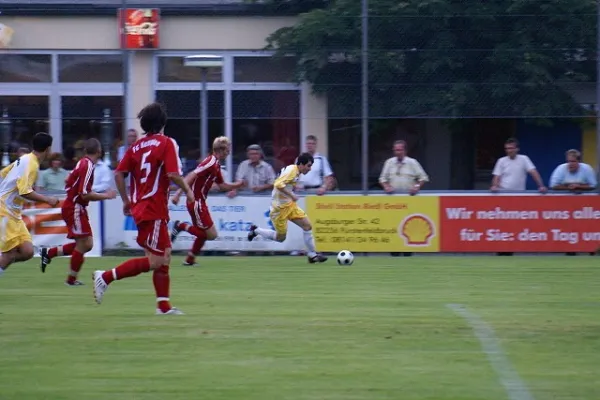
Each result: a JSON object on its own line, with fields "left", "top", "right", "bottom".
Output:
{"left": 447, "top": 304, "right": 535, "bottom": 400}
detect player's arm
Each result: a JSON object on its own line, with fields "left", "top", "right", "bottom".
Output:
{"left": 274, "top": 169, "right": 298, "bottom": 201}
{"left": 172, "top": 170, "right": 196, "bottom": 202}
{"left": 164, "top": 139, "right": 194, "bottom": 203}
{"left": 115, "top": 150, "right": 132, "bottom": 205}
{"left": 79, "top": 162, "right": 117, "bottom": 201}
{"left": 216, "top": 180, "right": 244, "bottom": 191}
{"left": 18, "top": 162, "right": 58, "bottom": 206}
{"left": 82, "top": 191, "right": 117, "bottom": 201}
{"left": 169, "top": 172, "right": 194, "bottom": 203}
{"left": 214, "top": 166, "right": 244, "bottom": 192}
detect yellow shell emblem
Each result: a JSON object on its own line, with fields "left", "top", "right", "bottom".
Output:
{"left": 399, "top": 214, "right": 435, "bottom": 246}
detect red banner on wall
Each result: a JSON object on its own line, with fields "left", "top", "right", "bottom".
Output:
{"left": 440, "top": 196, "right": 600, "bottom": 252}
{"left": 118, "top": 8, "right": 160, "bottom": 49}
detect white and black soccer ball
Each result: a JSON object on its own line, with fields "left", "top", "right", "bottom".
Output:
{"left": 337, "top": 250, "right": 354, "bottom": 266}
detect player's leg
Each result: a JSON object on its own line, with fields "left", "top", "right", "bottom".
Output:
{"left": 0, "top": 242, "right": 34, "bottom": 275}
{"left": 40, "top": 242, "right": 76, "bottom": 272}
{"left": 148, "top": 247, "right": 182, "bottom": 315}
{"left": 42, "top": 205, "right": 89, "bottom": 276}
{"left": 92, "top": 220, "right": 157, "bottom": 304}
{"left": 64, "top": 236, "right": 93, "bottom": 286}
{"left": 181, "top": 200, "right": 214, "bottom": 266}
{"left": 289, "top": 206, "right": 327, "bottom": 263}
{"left": 0, "top": 218, "right": 34, "bottom": 275}
{"left": 171, "top": 200, "right": 207, "bottom": 242}
{"left": 93, "top": 220, "right": 182, "bottom": 314}
{"left": 248, "top": 208, "right": 286, "bottom": 242}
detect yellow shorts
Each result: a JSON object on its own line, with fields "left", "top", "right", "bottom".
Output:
{"left": 270, "top": 203, "right": 306, "bottom": 235}
{"left": 0, "top": 214, "right": 32, "bottom": 253}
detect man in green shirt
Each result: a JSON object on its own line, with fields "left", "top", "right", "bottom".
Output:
{"left": 38, "top": 153, "right": 69, "bottom": 191}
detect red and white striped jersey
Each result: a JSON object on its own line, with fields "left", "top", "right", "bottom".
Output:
{"left": 191, "top": 154, "right": 224, "bottom": 200}
{"left": 64, "top": 156, "right": 95, "bottom": 207}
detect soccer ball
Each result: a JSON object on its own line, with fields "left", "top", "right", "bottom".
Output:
{"left": 337, "top": 250, "right": 354, "bottom": 265}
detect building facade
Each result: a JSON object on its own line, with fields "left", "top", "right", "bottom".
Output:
{"left": 0, "top": 1, "right": 327, "bottom": 176}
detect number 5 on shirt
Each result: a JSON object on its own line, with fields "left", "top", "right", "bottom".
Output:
{"left": 141, "top": 150, "right": 151, "bottom": 183}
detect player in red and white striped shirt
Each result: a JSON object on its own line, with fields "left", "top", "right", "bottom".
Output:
{"left": 170, "top": 136, "right": 244, "bottom": 265}
{"left": 40, "top": 138, "right": 116, "bottom": 285}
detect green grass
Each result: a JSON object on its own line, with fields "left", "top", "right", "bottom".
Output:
{"left": 0, "top": 256, "right": 599, "bottom": 400}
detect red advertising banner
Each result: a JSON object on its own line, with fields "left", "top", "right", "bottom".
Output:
{"left": 118, "top": 8, "right": 160, "bottom": 49}
{"left": 440, "top": 196, "right": 600, "bottom": 252}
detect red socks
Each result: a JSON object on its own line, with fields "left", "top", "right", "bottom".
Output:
{"left": 100, "top": 259, "right": 173, "bottom": 313}
{"left": 185, "top": 237, "right": 207, "bottom": 264}
{"left": 176, "top": 222, "right": 207, "bottom": 265}
{"left": 66, "top": 250, "right": 85, "bottom": 284}
{"left": 176, "top": 222, "right": 206, "bottom": 239}
{"left": 48, "top": 242, "right": 76, "bottom": 259}
{"left": 153, "top": 265, "right": 172, "bottom": 313}
{"left": 102, "top": 257, "right": 151, "bottom": 284}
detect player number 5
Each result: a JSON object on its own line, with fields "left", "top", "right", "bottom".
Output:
{"left": 140, "top": 150, "right": 152, "bottom": 183}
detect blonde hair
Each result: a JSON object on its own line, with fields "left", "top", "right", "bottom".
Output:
{"left": 213, "top": 136, "right": 231, "bottom": 152}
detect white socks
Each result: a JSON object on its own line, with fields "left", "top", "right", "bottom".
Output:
{"left": 255, "top": 228, "right": 277, "bottom": 241}
{"left": 303, "top": 230, "right": 317, "bottom": 258}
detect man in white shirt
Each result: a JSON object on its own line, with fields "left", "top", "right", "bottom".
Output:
{"left": 117, "top": 129, "right": 138, "bottom": 162}
{"left": 297, "top": 135, "right": 335, "bottom": 195}
{"left": 92, "top": 158, "right": 115, "bottom": 193}
{"left": 379, "top": 140, "right": 429, "bottom": 195}
{"left": 491, "top": 138, "right": 547, "bottom": 192}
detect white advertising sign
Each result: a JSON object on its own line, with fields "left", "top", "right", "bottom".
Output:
{"left": 27, "top": 201, "right": 102, "bottom": 257}
{"left": 103, "top": 196, "right": 305, "bottom": 252}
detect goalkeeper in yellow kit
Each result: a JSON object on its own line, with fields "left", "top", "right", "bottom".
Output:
{"left": 248, "top": 153, "right": 327, "bottom": 263}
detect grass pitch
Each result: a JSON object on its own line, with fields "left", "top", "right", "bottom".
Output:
{"left": 0, "top": 255, "right": 599, "bottom": 400}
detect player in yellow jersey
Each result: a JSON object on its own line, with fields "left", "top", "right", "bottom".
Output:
{"left": 0, "top": 132, "right": 59, "bottom": 277}
{"left": 248, "top": 153, "right": 328, "bottom": 263}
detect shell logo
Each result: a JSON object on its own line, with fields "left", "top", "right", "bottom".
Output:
{"left": 398, "top": 214, "right": 435, "bottom": 246}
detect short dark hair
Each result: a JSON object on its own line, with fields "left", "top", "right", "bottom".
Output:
{"left": 85, "top": 138, "right": 102, "bottom": 155}
{"left": 138, "top": 102, "right": 167, "bottom": 134}
{"left": 296, "top": 152, "right": 314, "bottom": 166}
{"left": 306, "top": 135, "right": 317, "bottom": 142}
{"left": 505, "top": 138, "right": 519, "bottom": 147}
{"left": 32, "top": 132, "right": 53, "bottom": 153}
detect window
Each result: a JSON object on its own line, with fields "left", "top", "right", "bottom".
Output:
{"left": 0, "top": 96, "right": 49, "bottom": 162}
{"left": 58, "top": 54, "right": 123, "bottom": 83}
{"left": 61, "top": 96, "right": 123, "bottom": 168}
{"left": 234, "top": 56, "right": 296, "bottom": 83}
{"left": 232, "top": 91, "right": 300, "bottom": 174}
{"left": 0, "top": 54, "right": 51, "bottom": 83}
{"left": 155, "top": 90, "right": 224, "bottom": 172}
{"left": 158, "top": 57, "right": 223, "bottom": 83}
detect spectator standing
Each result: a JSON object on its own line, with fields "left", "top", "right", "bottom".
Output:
{"left": 491, "top": 138, "right": 546, "bottom": 192}
{"left": 117, "top": 129, "right": 138, "bottom": 162}
{"left": 38, "top": 153, "right": 69, "bottom": 191}
{"left": 297, "top": 135, "right": 335, "bottom": 195}
{"left": 550, "top": 149, "right": 597, "bottom": 191}
{"left": 92, "top": 158, "right": 115, "bottom": 193}
{"left": 228, "top": 144, "right": 275, "bottom": 198}
{"left": 379, "top": 140, "right": 429, "bottom": 195}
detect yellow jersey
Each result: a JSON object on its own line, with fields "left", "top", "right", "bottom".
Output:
{"left": 0, "top": 153, "right": 40, "bottom": 219}
{"left": 271, "top": 164, "right": 300, "bottom": 209}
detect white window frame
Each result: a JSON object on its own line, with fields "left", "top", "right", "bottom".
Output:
{"left": 153, "top": 51, "right": 303, "bottom": 175}
{"left": 0, "top": 50, "right": 127, "bottom": 153}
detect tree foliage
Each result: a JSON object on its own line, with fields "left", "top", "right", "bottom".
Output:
{"left": 254, "top": 0, "right": 596, "bottom": 118}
